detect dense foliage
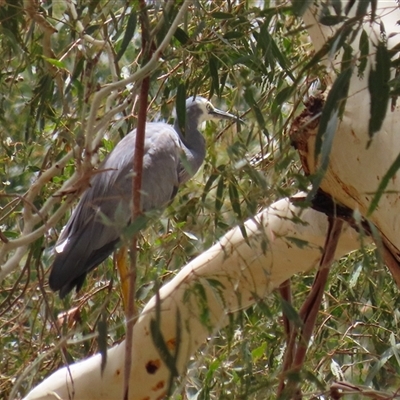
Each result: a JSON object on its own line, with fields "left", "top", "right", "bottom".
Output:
{"left": 1, "top": 0, "right": 399, "bottom": 398}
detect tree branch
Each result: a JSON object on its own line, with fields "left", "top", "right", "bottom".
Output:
{"left": 22, "top": 198, "right": 362, "bottom": 400}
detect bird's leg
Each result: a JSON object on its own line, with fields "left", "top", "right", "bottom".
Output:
{"left": 115, "top": 246, "right": 129, "bottom": 310}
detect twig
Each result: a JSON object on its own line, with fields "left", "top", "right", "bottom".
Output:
{"left": 278, "top": 217, "right": 344, "bottom": 397}
{"left": 294, "top": 218, "right": 343, "bottom": 365}
{"left": 123, "top": 2, "right": 152, "bottom": 399}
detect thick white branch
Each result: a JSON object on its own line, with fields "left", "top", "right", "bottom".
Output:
{"left": 23, "top": 198, "right": 361, "bottom": 400}
{"left": 299, "top": 1, "right": 400, "bottom": 258}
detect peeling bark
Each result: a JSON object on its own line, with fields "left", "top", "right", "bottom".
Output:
{"left": 295, "top": 2, "right": 400, "bottom": 285}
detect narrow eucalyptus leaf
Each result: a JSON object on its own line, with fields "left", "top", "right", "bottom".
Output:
{"left": 176, "top": 83, "right": 186, "bottom": 136}
{"left": 150, "top": 318, "right": 179, "bottom": 377}
{"left": 98, "top": 312, "right": 108, "bottom": 375}
{"left": 331, "top": 0, "right": 342, "bottom": 15}
{"left": 116, "top": 11, "right": 137, "bottom": 61}
{"left": 244, "top": 88, "right": 265, "bottom": 127}
{"left": 341, "top": 44, "right": 353, "bottom": 72}
{"left": 358, "top": 29, "right": 369, "bottom": 76}
{"left": 42, "top": 57, "right": 66, "bottom": 69}
{"left": 314, "top": 67, "right": 352, "bottom": 163}
{"left": 223, "top": 31, "right": 243, "bottom": 39}
{"left": 215, "top": 175, "right": 225, "bottom": 213}
{"left": 309, "top": 109, "right": 340, "bottom": 200}
{"left": 202, "top": 173, "right": 220, "bottom": 202}
{"left": 122, "top": 214, "right": 149, "bottom": 239}
{"left": 274, "top": 86, "right": 295, "bottom": 106}
{"left": 370, "top": 0, "right": 377, "bottom": 20}
{"left": 368, "top": 42, "right": 390, "bottom": 141}
{"left": 319, "top": 15, "right": 347, "bottom": 26}
{"left": 292, "top": 0, "right": 313, "bottom": 16}
{"left": 367, "top": 152, "right": 400, "bottom": 215}
{"left": 174, "top": 27, "right": 189, "bottom": 44}
{"left": 280, "top": 298, "right": 303, "bottom": 328}
{"left": 268, "top": 31, "right": 295, "bottom": 80}
{"left": 209, "top": 55, "right": 220, "bottom": 97}
{"left": 356, "top": 0, "right": 371, "bottom": 17}
{"left": 228, "top": 179, "right": 242, "bottom": 220}
{"left": 211, "top": 12, "right": 234, "bottom": 19}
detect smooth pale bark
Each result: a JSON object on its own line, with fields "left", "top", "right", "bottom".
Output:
{"left": 301, "top": 2, "right": 400, "bottom": 257}
{"left": 24, "top": 198, "right": 361, "bottom": 400}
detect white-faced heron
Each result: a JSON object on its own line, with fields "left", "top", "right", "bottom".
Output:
{"left": 49, "top": 96, "right": 240, "bottom": 298}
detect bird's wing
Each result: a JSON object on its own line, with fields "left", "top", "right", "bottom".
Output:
{"left": 49, "top": 123, "right": 183, "bottom": 297}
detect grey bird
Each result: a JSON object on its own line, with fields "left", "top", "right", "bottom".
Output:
{"left": 49, "top": 96, "right": 239, "bottom": 298}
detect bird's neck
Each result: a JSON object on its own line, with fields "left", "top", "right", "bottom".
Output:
{"left": 174, "top": 118, "right": 206, "bottom": 175}
{"left": 174, "top": 118, "right": 205, "bottom": 150}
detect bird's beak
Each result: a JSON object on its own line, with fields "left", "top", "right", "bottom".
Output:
{"left": 210, "top": 108, "right": 244, "bottom": 124}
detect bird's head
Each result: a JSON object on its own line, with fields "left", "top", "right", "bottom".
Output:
{"left": 185, "top": 96, "right": 241, "bottom": 125}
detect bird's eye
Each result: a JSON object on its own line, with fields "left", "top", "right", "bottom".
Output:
{"left": 206, "top": 103, "right": 213, "bottom": 112}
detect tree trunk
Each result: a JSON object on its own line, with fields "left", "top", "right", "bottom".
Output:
{"left": 294, "top": 1, "right": 400, "bottom": 283}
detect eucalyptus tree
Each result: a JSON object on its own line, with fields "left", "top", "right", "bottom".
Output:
{"left": 2, "top": 1, "right": 400, "bottom": 399}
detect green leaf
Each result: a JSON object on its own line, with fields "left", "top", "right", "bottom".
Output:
{"left": 3, "top": 231, "right": 19, "bottom": 239}
{"left": 176, "top": 83, "right": 186, "bottom": 136}
{"left": 228, "top": 178, "right": 248, "bottom": 241}
{"left": 206, "top": 278, "right": 227, "bottom": 308}
{"left": 211, "top": 12, "right": 234, "bottom": 19}
{"left": 365, "top": 343, "right": 400, "bottom": 386}
{"left": 358, "top": 29, "right": 369, "bottom": 77}
{"left": 308, "top": 67, "right": 352, "bottom": 200}
{"left": 285, "top": 236, "right": 310, "bottom": 249}
{"left": 300, "top": 24, "right": 353, "bottom": 77}
{"left": 215, "top": 174, "right": 225, "bottom": 213}
{"left": 368, "top": 41, "right": 391, "bottom": 143}
{"left": 209, "top": 55, "right": 220, "bottom": 97}
{"left": 223, "top": 31, "right": 243, "bottom": 40}
{"left": 291, "top": 0, "right": 313, "bottom": 16}
{"left": 228, "top": 178, "right": 242, "bottom": 221}
{"left": 202, "top": 167, "right": 224, "bottom": 203}
{"left": 314, "top": 67, "right": 353, "bottom": 164}
{"left": 97, "top": 311, "right": 108, "bottom": 375}
{"left": 274, "top": 85, "right": 295, "bottom": 107}
{"left": 344, "top": 0, "right": 356, "bottom": 15}
{"left": 319, "top": 15, "right": 347, "bottom": 26}
{"left": 88, "top": 0, "right": 101, "bottom": 15}
{"left": 330, "top": 0, "right": 342, "bottom": 15}
{"left": 174, "top": 27, "right": 189, "bottom": 44}
{"left": 42, "top": 57, "right": 67, "bottom": 69}
{"left": 251, "top": 342, "right": 267, "bottom": 362}
{"left": 121, "top": 214, "right": 149, "bottom": 239}
{"left": 341, "top": 44, "right": 353, "bottom": 73}
{"left": 268, "top": 33, "right": 295, "bottom": 81}
{"left": 244, "top": 88, "right": 265, "bottom": 128}
{"left": 280, "top": 298, "right": 303, "bottom": 329}
{"left": 84, "top": 24, "right": 101, "bottom": 35}
{"left": 370, "top": 0, "right": 378, "bottom": 20}
{"left": 367, "top": 152, "right": 400, "bottom": 215}
{"left": 150, "top": 316, "right": 179, "bottom": 378}
{"left": 116, "top": 11, "right": 137, "bottom": 61}
{"left": 356, "top": 0, "right": 371, "bottom": 18}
